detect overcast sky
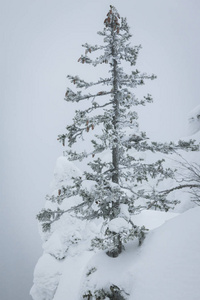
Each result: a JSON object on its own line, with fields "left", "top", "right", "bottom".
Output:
{"left": 1, "top": 1, "right": 200, "bottom": 299}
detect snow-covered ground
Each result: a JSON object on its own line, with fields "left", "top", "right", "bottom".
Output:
{"left": 31, "top": 157, "right": 200, "bottom": 299}
{"left": 31, "top": 205, "right": 200, "bottom": 300}
{"left": 131, "top": 207, "right": 200, "bottom": 300}
{"left": 79, "top": 207, "right": 200, "bottom": 300}
{"left": 31, "top": 105, "right": 200, "bottom": 300}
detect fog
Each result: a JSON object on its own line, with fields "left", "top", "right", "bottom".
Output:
{"left": 1, "top": 1, "right": 200, "bottom": 299}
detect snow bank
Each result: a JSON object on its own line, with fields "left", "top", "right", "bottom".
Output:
{"left": 80, "top": 248, "right": 137, "bottom": 298}
{"left": 30, "top": 254, "right": 62, "bottom": 300}
{"left": 31, "top": 156, "right": 101, "bottom": 300}
{"left": 53, "top": 251, "right": 93, "bottom": 300}
{"left": 133, "top": 209, "right": 179, "bottom": 230}
{"left": 131, "top": 207, "right": 200, "bottom": 300}
{"left": 108, "top": 217, "right": 132, "bottom": 233}
{"left": 79, "top": 207, "right": 200, "bottom": 300}
{"left": 31, "top": 153, "right": 200, "bottom": 300}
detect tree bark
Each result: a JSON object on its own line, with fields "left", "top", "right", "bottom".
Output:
{"left": 112, "top": 58, "right": 119, "bottom": 185}
{"left": 111, "top": 19, "right": 119, "bottom": 185}
{"left": 109, "top": 14, "right": 122, "bottom": 258}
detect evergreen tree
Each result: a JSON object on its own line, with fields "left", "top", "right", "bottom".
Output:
{"left": 37, "top": 6, "right": 198, "bottom": 257}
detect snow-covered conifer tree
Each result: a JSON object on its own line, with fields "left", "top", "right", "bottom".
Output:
{"left": 37, "top": 6, "right": 198, "bottom": 258}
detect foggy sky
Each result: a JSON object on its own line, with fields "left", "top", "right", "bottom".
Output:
{"left": 1, "top": 1, "right": 200, "bottom": 299}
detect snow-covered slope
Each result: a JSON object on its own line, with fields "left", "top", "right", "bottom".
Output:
{"left": 31, "top": 206, "right": 200, "bottom": 300}
{"left": 30, "top": 156, "right": 179, "bottom": 300}
{"left": 31, "top": 107, "right": 200, "bottom": 300}
{"left": 79, "top": 207, "right": 200, "bottom": 300}
{"left": 30, "top": 154, "right": 200, "bottom": 300}
{"left": 30, "top": 157, "right": 94, "bottom": 300}
{"left": 131, "top": 207, "right": 200, "bottom": 300}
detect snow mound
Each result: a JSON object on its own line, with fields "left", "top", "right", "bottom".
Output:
{"left": 131, "top": 207, "right": 200, "bottom": 300}
{"left": 79, "top": 207, "right": 200, "bottom": 300}
{"left": 31, "top": 155, "right": 200, "bottom": 300}
{"left": 108, "top": 217, "right": 132, "bottom": 233}
{"left": 53, "top": 251, "right": 93, "bottom": 300}
{"left": 31, "top": 204, "right": 200, "bottom": 300}
{"left": 30, "top": 254, "right": 62, "bottom": 300}
{"left": 132, "top": 209, "right": 179, "bottom": 229}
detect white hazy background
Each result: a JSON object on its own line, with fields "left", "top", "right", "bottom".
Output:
{"left": 1, "top": 0, "right": 200, "bottom": 299}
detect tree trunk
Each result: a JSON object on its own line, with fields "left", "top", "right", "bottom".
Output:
{"left": 106, "top": 234, "right": 123, "bottom": 257}
{"left": 112, "top": 58, "right": 119, "bottom": 185}
{"left": 109, "top": 16, "right": 122, "bottom": 258}
{"left": 111, "top": 17, "right": 119, "bottom": 185}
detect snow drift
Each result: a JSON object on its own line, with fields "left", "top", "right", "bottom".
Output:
{"left": 30, "top": 156, "right": 200, "bottom": 300}
{"left": 31, "top": 110, "right": 200, "bottom": 299}
{"left": 31, "top": 205, "right": 200, "bottom": 300}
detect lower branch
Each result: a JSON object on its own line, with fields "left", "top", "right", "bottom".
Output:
{"left": 160, "top": 184, "right": 200, "bottom": 195}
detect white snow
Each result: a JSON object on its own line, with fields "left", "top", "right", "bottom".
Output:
{"left": 31, "top": 153, "right": 200, "bottom": 300}
{"left": 132, "top": 209, "right": 179, "bottom": 230}
{"left": 30, "top": 254, "right": 62, "bottom": 300}
{"left": 50, "top": 156, "right": 82, "bottom": 192}
{"left": 119, "top": 203, "right": 130, "bottom": 219}
{"left": 131, "top": 207, "right": 200, "bottom": 300}
{"left": 31, "top": 206, "right": 200, "bottom": 300}
{"left": 31, "top": 157, "right": 98, "bottom": 300}
{"left": 108, "top": 217, "right": 132, "bottom": 233}
{"left": 79, "top": 207, "right": 200, "bottom": 300}
{"left": 42, "top": 232, "right": 66, "bottom": 260}
{"left": 53, "top": 251, "right": 93, "bottom": 300}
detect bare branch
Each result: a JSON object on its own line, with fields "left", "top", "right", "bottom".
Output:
{"left": 160, "top": 184, "right": 200, "bottom": 195}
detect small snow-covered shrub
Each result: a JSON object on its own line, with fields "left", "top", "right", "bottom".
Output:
{"left": 83, "top": 284, "right": 128, "bottom": 300}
